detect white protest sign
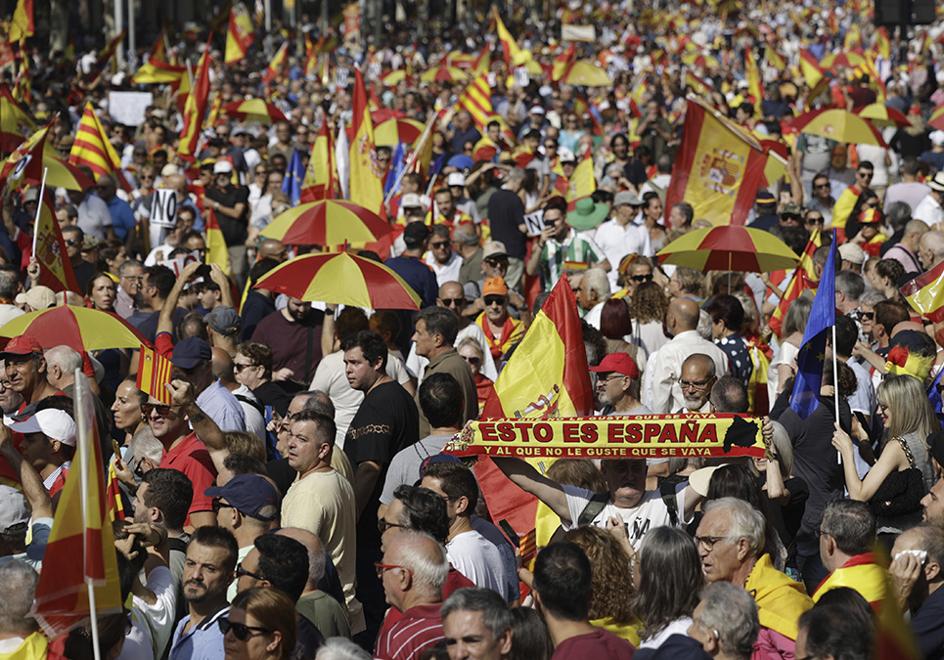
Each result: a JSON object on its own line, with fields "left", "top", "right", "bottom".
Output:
{"left": 107, "top": 91, "right": 154, "bottom": 126}
{"left": 149, "top": 189, "right": 178, "bottom": 229}
{"left": 561, "top": 25, "right": 596, "bottom": 42}
{"left": 523, "top": 210, "right": 546, "bottom": 237}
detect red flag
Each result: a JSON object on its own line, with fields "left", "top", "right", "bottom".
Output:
{"left": 769, "top": 230, "right": 821, "bottom": 337}
{"left": 178, "top": 43, "right": 212, "bottom": 160}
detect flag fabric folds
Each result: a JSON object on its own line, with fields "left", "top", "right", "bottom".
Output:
{"left": 69, "top": 102, "right": 128, "bottom": 190}
{"left": 566, "top": 154, "right": 596, "bottom": 203}
{"left": 457, "top": 73, "right": 493, "bottom": 130}
{"left": 302, "top": 120, "right": 337, "bottom": 202}
{"left": 769, "top": 230, "right": 822, "bottom": 337}
{"left": 0, "top": 84, "right": 35, "bottom": 153}
{"left": 493, "top": 10, "right": 527, "bottom": 66}
{"left": 663, "top": 96, "right": 770, "bottom": 226}
{"left": 348, "top": 68, "right": 384, "bottom": 214}
{"left": 262, "top": 42, "right": 288, "bottom": 86}
{"left": 282, "top": 149, "right": 305, "bottom": 206}
{"left": 788, "top": 233, "right": 837, "bottom": 418}
{"left": 205, "top": 208, "right": 231, "bottom": 275}
{"left": 33, "top": 372, "right": 123, "bottom": 637}
{"left": 136, "top": 344, "right": 173, "bottom": 404}
{"left": 9, "top": 0, "right": 35, "bottom": 43}
{"left": 901, "top": 260, "right": 944, "bottom": 323}
{"left": 744, "top": 47, "right": 763, "bottom": 112}
{"left": 225, "top": 3, "right": 255, "bottom": 64}
{"left": 32, "top": 191, "right": 80, "bottom": 293}
{"left": 0, "top": 124, "right": 48, "bottom": 188}
{"left": 178, "top": 46, "right": 212, "bottom": 160}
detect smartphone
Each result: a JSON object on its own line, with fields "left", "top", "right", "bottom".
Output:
{"left": 111, "top": 439, "right": 122, "bottom": 459}
{"left": 498, "top": 519, "right": 520, "bottom": 548}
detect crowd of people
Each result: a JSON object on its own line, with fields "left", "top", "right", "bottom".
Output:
{"left": 0, "top": 0, "right": 943, "bottom": 659}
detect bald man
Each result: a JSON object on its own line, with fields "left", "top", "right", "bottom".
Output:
{"left": 677, "top": 354, "right": 717, "bottom": 413}
{"left": 919, "top": 231, "right": 944, "bottom": 272}
{"left": 644, "top": 298, "right": 728, "bottom": 413}
{"left": 257, "top": 238, "right": 288, "bottom": 263}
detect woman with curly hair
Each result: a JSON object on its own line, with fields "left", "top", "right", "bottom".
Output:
{"left": 628, "top": 280, "right": 670, "bottom": 357}
{"left": 563, "top": 526, "right": 642, "bottom": 646}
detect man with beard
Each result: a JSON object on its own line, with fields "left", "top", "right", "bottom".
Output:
{"left": 676, "top": 354, "right": 718, "bottom": 414}
{"left": 251, "top": 296, "right": 324, "bottom": 385}
{"left": 169, "top": 527, "right": 237, "bottom": 660}
{"left": 588, "top": 353, "right": 649, "bottom": 415}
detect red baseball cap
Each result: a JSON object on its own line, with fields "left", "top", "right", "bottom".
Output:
{"left": 0, "top": 335, "right": 44, "bottom": 360}
{"left": 588, "top": 353, "right": 640, "bottom": 379}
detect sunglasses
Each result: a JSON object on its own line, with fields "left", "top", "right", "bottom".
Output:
{"left": 218, "top": 618, "right": 271, "bottom": 641}
{"left": 483, "top": 295, "right": 505, "bottom": 307}
{"left": 235, "top": 564, "right": 265, "bottom": 581}
{"left": 142, "top": 403, "right": 174, "bottom": 417}
{"left": 233, "top": 362, "right": 257, "bottom": 372}
{"left": 814, "top": 182, "right": 831, "bottom": 189}
{"left": 461, "top": 355, "right": 481, "bottom": 366}
{"left": 430, "top": 241, "right": 450, "bottom": 249}
{"left": 805, "top": 216, "right": 824, "bottom": 224}
{"left": 859, "top": 311, "right": 875, "bottom": 320}
{"left": 440, "top": 298, "right": 465, "bottom": 307}
{"left": 630, "top": 274, "right": 653, "bottom": 283}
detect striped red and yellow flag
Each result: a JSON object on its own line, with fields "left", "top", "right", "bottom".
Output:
{"left": 137, "top": 344, "right": 173, "bottom": 404}
{"left": 471, "top": 44, "right": 491, "bottom": 75}
{"left": 225, "top": 2, "right": 254, "bottom": 65}
{"left": 902, "top": 259, "right": 944, "bottom": 323}
{"left": 205, "top": 208, "right": 231, "bottom": 275}
{"left": 799, "top": 50, "right": 824, "bottom": 88}
{"left": 769, "top": 229, "right": 821, "bottom": 337}
{"left": 301, "top": 120, "right": 336, "bottom": 202}
{"left": 178, "top": 46, "right": 212, "bottom": 160}
{"left": 69, "top": 102, "right": 126, "bottom": 186}
{"left": 457, "top": 73, "right": 493, "bottom": 130}
{"left": 12, "top": 44, "right": 31, "bottom": 106}
{"left": 262, "top": 41, "right": 288, "bottom": 86}
{"left": 34, "top": 373, "right": 123, "bottom": 637}
{"left": 493, "top": 9, "right": 527, "bottom": 66}
{"left": 105, "top": 459, "right": 125, "bottom": 522}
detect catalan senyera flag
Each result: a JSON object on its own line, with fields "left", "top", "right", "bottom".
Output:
{"left": 33, "top": 192, "right": 81, "bottom": 293}
{"left": 105, "top": 459, "right": 126, "bottom": 522}
{"left": 476, "top": 277, "right": 593, "bottom": 561}
{"left": 769, "top": 229, "right": 821, "bottom": 337}
{"left": 33, "top": 372, "right": 122, "bottom": 637}
{"left": 493, "top": 9, "right": 528, "bottom": 66}
{"left": 178, "top": 46, "right": 212, "bottom": 160}
{"left": 205, "top": 208, "right": 231, "bottom": 275}
{"left": 136, "top": 344, "right": 173, "bottom": 404}
{"left": 566, "top": 154, "right": 595, "bottom": 203}
{"left": 225, "top": 3, "right": 254, "bottom": 64}
{"left": 348, "top": 68, "right": 384, "bottom": 214}
{"left": 301, "top": 120, "right": 336, "bottom": 202}
{"left": 262, "top": 41, "right": 288, "bottom": 86}
{"left": 457, "top": 73, "right": 493, "bottom": 130}
{"left": 8, "top": 0, "right": 34, "bottom": 43}
{"left": 744, "top": 47, "right": 763, "bottom": 113}
{"left": 902, "top": 259, "right": 944, "bottom": 323}
{"left": 664, "top": 96, "right": 770, "bottom": 226}
{"left": 69, "top": 102, "right": 126, "bottom": 187}
{"left": 0, "top": 83, "right": 35, "bottom": 153}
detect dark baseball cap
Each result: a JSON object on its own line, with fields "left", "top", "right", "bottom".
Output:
{"left": 204, "top": 306, "right": 240, "bottom": 336}
{"left": 171, "top": 337, "right": 212, "bottom": 370}
{"left": 205, "top": 474, "right": 281, "bottom": 521}
{"left": 403, "top": 221, "right": 430, "bottom": 247}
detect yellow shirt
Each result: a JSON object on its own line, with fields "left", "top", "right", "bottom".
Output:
{"left": 0, "top": 631, "right": 48, "bottom": 660}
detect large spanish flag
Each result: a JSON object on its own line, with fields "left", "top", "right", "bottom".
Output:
{"left": 902, "top": 259, "right": 944, "bottom": 323}
{"left": 8, "top": 0, "right": 34, "bottom": 43}
{"left": 225, "top": 3, "right": 255, "bottom": 64}
{"left": 475, "top": 277, "right": 593, "bottom": 557}
{"left": 348, "top": 68, "right": 384, "bottom": 214}
{"left": 136, "top": 344, "right": 173, "bottom": 404}
{"left": 493, "top": 9, "right": 528, "bottom": 66}
{"left": 34, "top": 373, "right": 122, "bottom": 636}
{"left": 0, "top": 83, "right": 35, "bottom": 153}
{"left": 32, "top": 191, "right": 80, "bottom": 293}
{"left": 301, "top": 120, "right": 337, "bottom": 202}
{"left": 663, "top": 96, "right": 770, "bottom": 226}
{"left": 178, "top": 46, "right": 212, "bottom": 160}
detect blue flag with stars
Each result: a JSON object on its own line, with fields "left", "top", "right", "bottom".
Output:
{"left": 282, "top": 148, "right": 305, "bottom": 206}
{"left": 789, "top": 232, "right": 837, "bottom": 418}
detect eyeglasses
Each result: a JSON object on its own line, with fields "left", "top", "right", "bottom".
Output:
{"left": 377, "top": 518, "right": 408, "bottom": 534}
{"left": 461, "top": 355, "right": 481, "bottom": 366}
{"left": 375, "top": 562, "right": 410, "bottom": 579}
{"left": 235, "top": 564, "right": 266, "bottom": 582}
{"left": 694, "top": 535, "right": 733, "bottom": 552}
{"left": 630, "top": 274, "right": 653, "bottom": 283}
{"left": 679, "top": 377, "right": 713, "bottom": 390}
{"left": 440, "top": 298, "right": 466, "bottom": 307}
{"left": 219, "top": 618, "right": 271, "bottom": 641}
{"left": 142, "top": 403, "right": 175, "bottom": 418}
{"left": 139, "top": 175, "right": 154, "bottom": 182}
{"left": 483, "top": 295, "right": 505, "bottom": 307}
{"left": 430, "top": 241, "right": 450, "bottom": 249}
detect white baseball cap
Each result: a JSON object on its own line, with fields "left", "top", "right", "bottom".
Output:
{"left": 930, "top": 130, "right": 944, "bottom": 147}
{"left": 9, "top": 409, "right": 77, "bottom": 447}
{"left": 213, "top": 160, "right": 234, "bottom": 174}
{"left": 447, "top": 172, "right": 466, "bottom": 187}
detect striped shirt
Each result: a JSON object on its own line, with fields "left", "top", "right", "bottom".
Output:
{"left": 374, "top": 603, "right": 444, "bottom": 660}
{"left": 539, "top": 229, "right": 605, "bottom": 289}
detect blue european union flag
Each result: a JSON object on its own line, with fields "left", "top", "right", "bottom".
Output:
{"left": 282, "top": 148, "right": 305, "bottom": 206}
{"left": 384, "top": 142, "right": 406, "bottom": 197}
{"left": 789, "top": 232, "right": 837, "bottom": 418}
{"left": 929, "top": 365, "right": 944, "bottom": 429}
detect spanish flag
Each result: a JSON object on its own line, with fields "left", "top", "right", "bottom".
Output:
{"left": 769, "top": 229, "right": 821, "bottom": 337}
{"left": 471, "top": 44, "right": 491, "bottom": 75}
{"left": 663, "top": 96, "right": 770, "bottom": 226}
{"left": 225, "top": 3, "right": 255, "bottom": 65}
{"left": 885, "top": 344, "right": 935, "bottom": 382}
{"left": 69, "top": 102, "right": 127, "bottom": 188}
{"left": 875, "top": 27, "right": 891, "bottom": 59}
{"left": 0, "top": 123, "right": 48, "bottom": 187}
{"left": 205, "top": 208, "right": 231, "bottom": 275}
{"left": 456, "top": 72, "right": 493, "bottom": 130}
{"left": 0, "top": 84, "right": 35, "bottom": 153}
{"left": 178, "top": 45, "right": 212, "bottom": 160}
{"left": 493, "top": 9, "right": 528, "bottom": 66}
{"left": 744, "top": 47, "right": 763, "bottom": 113}
{"left": 567, "top": 154, "right": 595, "bottom": 203}
{"left": 32, "top": 191, "right": 81, "bottom": 293}
{"left": 799, "top": 50, "right": 824, "bottom": 88}
{"left": 136, "top": 344, "right": 173, "bottom": 404}
{"left": 303, "top": 34, "right": 319, "bottom": 77}
{"left": 902, "top": 260, "right": 944, "bottom": 323}
{"left": 301, "top": 120, "right": 336, "bottom": 202}
{"left": 551, "top": 43, "right": 577, "bottom": 82}
{"left": 348, "top": 67, "right": 384, "bottom": 214}
{"left": 475, "top": 277, "right": 593, "bottom": 560}
{"left": 131, "top": 59, "right": 186, "bottom": 84}
{"left": 766, "top": 48, "right": 786, "bottom": 72}
{"left": 262, "top": 41, "right": 288, "bottom": 86}
{"left": 33, "top": 373, "right": 123, "bottom": 637}
{"left": 8, "top": 0, "right": 34, "bottom": 43}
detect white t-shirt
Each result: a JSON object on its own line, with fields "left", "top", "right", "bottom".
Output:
{"left": 424, "top": 251, "right": 464, "bottom": 287}
{"left": 118, "top": 566, "right": 177, "bottom": 660}
{"left": 447, "top": 529, "right": 505, "bottom": 595}
{"left": 232, "top": 384, "right": 267, "bottom": 442}
{"left": 563, "top": 485, "right": 690, "bottom": 549}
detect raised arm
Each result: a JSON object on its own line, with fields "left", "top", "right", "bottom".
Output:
{"left": 491, "top": 457, "right": 570, "bottom": 523}
{"left": 157, "top": 261, "right": 203, "bottom": 336}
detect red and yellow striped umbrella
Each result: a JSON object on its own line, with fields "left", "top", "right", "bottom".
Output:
{"left": 820, "top": 51, "right": 867, "bottom": 71}
{"left": 374, "top": 117, "right": 425, "bottom": 147}
{"left": 260, "top": 200, "right": 390, "bottom": 246}
{"left": 0, "top": 305, "right": 146, "bottom": 352}
{"left": 656, "top": 225, "right": 799, "bottom": 272}
{"left": 222, "top": 98, "right": 288, "bottom": 124}
{"left": 791, "top": 108, "right": 885, "bottom": 146}
{"left": 855, "top": 103, "right": 909, "bottom": 127}
{"left": 420, "top": 64, "right": 468, "bottom": 83}
{"left": 253, "top": 252, "right": 421, "bottom": 310}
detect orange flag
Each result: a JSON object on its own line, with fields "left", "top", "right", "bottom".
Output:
{"left": 34, "top": 373, "right": 123, "bottom": 636}
{"left": 178, "top": 44, "right": 212, "bottom": 160}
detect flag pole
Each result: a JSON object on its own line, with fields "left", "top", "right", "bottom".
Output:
{"left": 31, "top": 167, "right": 48, "bottom": 257}
{"left": 75, "top": 370, "right": 102, "bottom": 660}
{"left": 832, "top": 324, "right": 841, "bottom": 465}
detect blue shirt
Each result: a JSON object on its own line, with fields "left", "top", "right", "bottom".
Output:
{"left": 196, "top": 379, "right": 246, "bottom": 432}
{"left": 384, "top": 255, "right": 438, "bottom": 308}
{"left": 170, "top": 605, "right": 229, "bottom": 660}
{"left": 105, "top": 196, "right": 136, "bottom": 242}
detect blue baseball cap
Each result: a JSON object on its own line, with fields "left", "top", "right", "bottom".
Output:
{"left": 206, "top": 474, "right": 281, "bottom": 521}
{"left": 171, "top": 337, "right": 212, "bottom": 370}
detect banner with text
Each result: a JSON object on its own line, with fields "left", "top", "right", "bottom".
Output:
{"left": 446, "top": 414, "right": 766, "bottom": 460}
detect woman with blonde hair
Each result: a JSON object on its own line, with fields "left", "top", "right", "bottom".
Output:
{"left": 832, "top": 374, "right": 937, "bottom": 535}
{"left": 223, "top": 588, "right": 297, "bottom": 660}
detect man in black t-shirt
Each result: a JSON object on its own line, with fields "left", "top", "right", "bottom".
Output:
{"left": 204, "top": 160, "right": 250, "bottom": 284}
{"left": 341, "top": 329, "right": 419, "bottom": 643}
{"left": 486, "top": 168, "right": 528, "bottom": 290}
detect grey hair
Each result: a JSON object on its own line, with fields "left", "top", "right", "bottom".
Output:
{"left": 0, "top": 560, "right": 38, "bottom": 635}
{"left": 696, "top": 309, "right": 713, "bottom": 340}
{"left": 697, "top": 582, "right": 759, "bottom": 658}
{"left": 885, "top": 201, "right": 913, "bottom": 232}
{"left": 294, "top": 390, "right": 335, "bottom": 419}
{"left": 315, "top": 637, "right": 371, "bottom": 660}
{"left": 441, "top": 588, "right": 513, "bottom": 638}
{"left": 397, "top": 530, "right": 449, "bottom": 592}
{"left": 859, "top": 289, "right": 886, "bottom": 307}
{"left": 582, "top": 268, "right": 610, "bottom": 299}
{"left": 0, "top": 270, "right": 17, "bottom": 300}
{"left": 835, "top": 270, "right": 865, "bottom": 302}
{"left": 118, "top": 259, "right": 144, "bottom": 277}
{"left": 456, "top": 337, "right": 484, "bottom": 358}
{"left": 44, "top": 345, "right": 83, "bottom": 374}
{"left": 704, "top": 497, "right": 765, "bottom": 556}
{"left": 129, "top": 425, "right": 164, "bottom": 464}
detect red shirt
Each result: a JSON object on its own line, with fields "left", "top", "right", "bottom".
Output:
{"left": 381, "top": 568, "right": 474, "bottom": 627}
{"left": 552, "top": 629, "right": 635, "bottom": 660}
{"left": 159, "top": 432, "right": 217, "bottom": 525}
{"left": 374, "top": 602, "right": 444, "bottom": 660}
